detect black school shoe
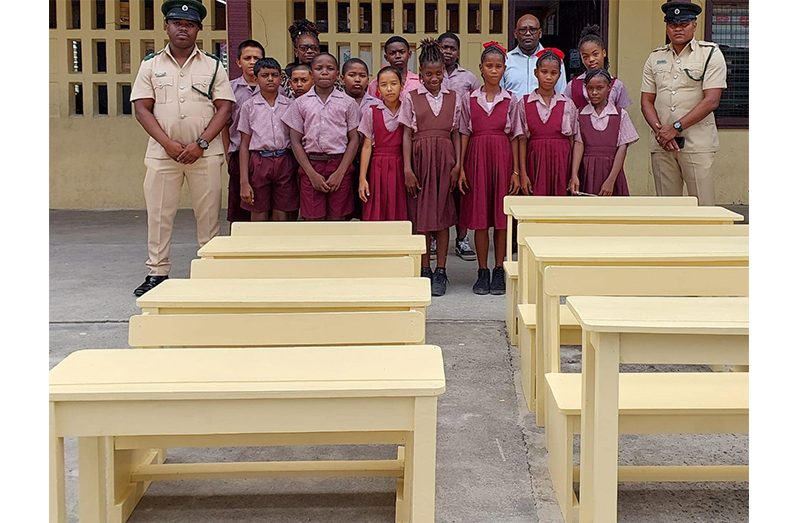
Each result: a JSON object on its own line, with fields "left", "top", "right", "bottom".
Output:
{"left": 472, "top": 268, "right": 491, "bottom": 295}
{"left": 431, "top": 267, "right": 448, "bottom": 297}
{"left": 420, "top": 267, "right": 433, "bottom": 280}
{"left": 133, "top": 275, "right": 169, "bottom": 297}
{"left": 490, "top": 267, "right": 506, "bottom": 295}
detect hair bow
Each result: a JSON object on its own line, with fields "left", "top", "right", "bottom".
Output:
{"left": 483, "top": 41, "right": 507, "bottom": 55}
{"left": 535, "top": 47, "right": 565, "bottom": 60}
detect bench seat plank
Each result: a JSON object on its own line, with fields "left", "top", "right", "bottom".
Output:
{"left": 232, "top": 221, "right": 413, "bottom": 236}
{"left": 198, "top": 234, "right": 427, "bottom": 258}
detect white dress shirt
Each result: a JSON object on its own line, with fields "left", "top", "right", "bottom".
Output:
{"left": 500, "top": 43, "right": 567, "bottom": 96}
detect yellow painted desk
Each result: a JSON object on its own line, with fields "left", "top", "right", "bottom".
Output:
{"left": 50, "top": 346, "right": 446, "bottom": 523}
{"left": 136, "top": 277, "right": 431, "bottom": 315}
{"left": 565, "top": 296, "right": 748, "bottom": 523}
{"left": 232, "top": 220, "right": 413, "bottom": 236}
{"left": 523, "top": 236, "right": 748, "bottom": 423}
{"left": 198, "top": 234, "right": 428, "bottom": 274}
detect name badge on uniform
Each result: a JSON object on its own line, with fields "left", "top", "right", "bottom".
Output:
{"left": 656, "top": 60, "right": 667, "bottom": 64}
{"left": 154, "top": 71, "right": 167, "bottom": 77}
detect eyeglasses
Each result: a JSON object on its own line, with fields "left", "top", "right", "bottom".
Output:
{"left": 297, "top": 44, "right": 320, "bottom": 53}
{"left": 516, "top": 26, "right": 541, "bottom": 35}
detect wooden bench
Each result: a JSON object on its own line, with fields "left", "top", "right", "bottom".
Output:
{"left": 50, "top": 345, "right": 446, "bottom": 523}
{"left": 232, "top": 220, "right": 413, "bottom": 236}
{"left": 190, "top": 256, "right": 416, "bottom": 279}
{"left": 545, "top": 372, "right": 748, "bottom": 523}
{"left": 198, "top": 234, "right": 427, "bottom": 274}
{"left": 523, "top": 236, "right": 749, "bottom": 425}
{"left": 566, "top": 296, "right": 748, "bottom": 523}
{"left": 129, "top": 310, "right": 426, "bottom": 347}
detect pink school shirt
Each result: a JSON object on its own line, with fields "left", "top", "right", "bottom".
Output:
{"left": 443, "top": 66, "right": 481, "bottom": 98}
{"left": 459, "top": 88, "right": 524, "bottom": 139}
{"left": 237, "top": 93, "right": 293, "bottom": 151}
{"left": 367, "top": 70, "right": 422, "bottom": 99}
{"left": 358, "top": 99, "right": 403, "bottom": 141}
{"left": 574, "top": 103, "right": 639, "bottom": 147}
{"left": 357, "top": 93, "right": 381, "bottom": 117}
{"left": 397, "top": 85, "right": 462, "bottom": 133}
{"left": 227, "top": 76, "right": 260, "bottom": 152}
{"left": 564, "top": 72, "right": 633, "bottom": 110}
{"left": 281, "top": 87, "right": 360, "bottom": 154}
{"left": 518, "top": 91, "right": 578, "bottom": 138}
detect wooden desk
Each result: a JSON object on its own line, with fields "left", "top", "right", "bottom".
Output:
{"left": 565, "top": 296, "right": 748, "bottom": 523}
{"left": 50, "top": 346, "right": 446, "bottom": 523}
{"left": 136, "top": 277, "right": 431, "bottom": 315}
{"left": 522, "top": 236, "right": 748, "bottom": 424}
{"left": 198, "top": 234, "right": 428, "bottom": 274}
{"left": 509, "top": 205, "right": 742, "bottom": 225}
{"left": 232, "top": 220, "right": 413, "bottom": 236}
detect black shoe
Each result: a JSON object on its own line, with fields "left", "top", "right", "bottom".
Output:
{"left": 472, "top": 268, "right": 491, "bottom": 295}
{"left": 490, "top": 267, "right": 506, "bottom": 295}
{"left": 431, "top": 267, "right": 448, "bottom": 297}
{"left": 133, "top": 275, "right": 169, "bottom": 297}
{"left": 420, "top": 267, "right": 433, "bottom": 280}
{"left": 455, "top": 236, "right": 477, "bottom": 261}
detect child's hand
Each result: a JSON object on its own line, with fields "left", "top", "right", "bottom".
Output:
{"left": 567, "top": 177, "right": 580, "bottom": 195}
{"left": 240, "top": 183, "right": 254, "bottom": 206}
{"left": 598, "top": 179, "right": 615, "bottom": 196}
{"left": 519, "top": 173, "right": 532, "bottom": 195}
{"left": 358, "top": 179, "right": 370, "bottom": 203}
{"left": 404, "top": 170, "right": 421, "bottom": 198}
{"left": 327, "top": 169, "right": 345, "bottom": 191}
{"left": 508, "top": 173, "right": 521, "bottom": 195}
{"left": 458, "top": 169, "right": 469, "bottom": 195}
{"left": 308, "top": 171, "right": 331, "bottom": 193}
{"left": 448, "top": 164, "right": 460, "bottom": 192}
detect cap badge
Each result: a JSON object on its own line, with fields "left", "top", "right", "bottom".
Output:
{"left": 674, "top": 8, "right": 680, "bottom": 14}
{"left": 181, "top": 4, "right": 188, "bottom": 11}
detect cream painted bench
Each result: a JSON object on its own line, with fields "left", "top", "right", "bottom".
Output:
{"left": 50, "top": 346, "right": 446, "bottom": 523}
{"left": 545, "top": 372, "right": 748, "bottom": 523}
{"left": 129, "top": 310, "right": 426, "bottom": 347}
{"left": 567, "top": 296, "right": 749, "bottom": 523}
{"left": 232, "top": 220, "right": 412, "bottom": 236}
{"left": 190, "top": 256, "right": 416, "bottom": 279}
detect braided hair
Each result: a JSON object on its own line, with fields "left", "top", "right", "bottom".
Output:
{"left": 578, "top": 24, "right": 610, "bottom": 70}
{"left": 417, "top": 38, "right": 445, "bottom": 69}
{"left": 289, "top": 19, "right": 320, "bottom": 43}
{"left": 535, "top": 49, "right": 562, "bottom": 70}
{"left": 584, "top": 67, "right": 612, "bottom": 86}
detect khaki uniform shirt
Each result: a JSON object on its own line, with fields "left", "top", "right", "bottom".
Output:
{"left": 641, "top": 38, "right": 727, "bottom": 153}
{"left": 131, "top": 45, "right": 235, "bottom": 159}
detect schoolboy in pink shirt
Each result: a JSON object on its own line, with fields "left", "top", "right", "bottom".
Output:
{"left": 282, "top": 53, "right": 361, "bottom": 220}
{"left": 367, "top": 36, "right": 422, "bottom": 99}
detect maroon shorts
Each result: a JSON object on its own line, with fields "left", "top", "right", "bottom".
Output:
{"left": 299, "top": 155, "right": 355, "bottom": 220}
{"left": 226, "top": 151, "right": 251, "bottom": 222}
{"left": 241, "top": 151, "right": 299, "bottom": 213}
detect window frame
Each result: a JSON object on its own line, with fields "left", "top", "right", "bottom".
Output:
{"left": 704, "top": 0, "right": 749, "bottom": 129}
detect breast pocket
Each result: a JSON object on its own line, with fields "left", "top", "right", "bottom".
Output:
{"left": 153, "top": 76, "right": 174, "bottom": 104}
{"left": 191, "top": 74, "right": 213, "bottom": 101}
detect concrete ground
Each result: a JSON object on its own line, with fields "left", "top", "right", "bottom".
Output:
{"left": 50, "top": 209, "right": 749, "bottom": 522}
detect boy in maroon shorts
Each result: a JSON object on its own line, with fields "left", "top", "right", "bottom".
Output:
{"left": 238, "top": 58, "right": 298, "bottom": 221}
{"left": 282, "top": 53, "right": 360, "bottom": 220}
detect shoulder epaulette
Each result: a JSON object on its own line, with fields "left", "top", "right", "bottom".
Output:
{"left": 698, "top": 40, "right": 719, "bottom": 48}
{"left": 143, "top": 50, "right": 162, "bottom": 61}
{"left": 202, "top": 50, "right": 221, "bottom": 61}
{"left": 652, "top": 46, "right": 669, "bottom": 52}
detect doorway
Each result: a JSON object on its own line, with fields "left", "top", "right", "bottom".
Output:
{"left": 508, "top": 0, "right": 609, "bottom": 82}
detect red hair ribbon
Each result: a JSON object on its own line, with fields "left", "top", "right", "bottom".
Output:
{"left": 535, "top": 47, "right": 565, "bottom": 60}
{"left": 483, "top": 41, "right": 507, "bottom": 55}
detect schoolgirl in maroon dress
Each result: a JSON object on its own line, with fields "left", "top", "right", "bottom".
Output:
{"left": 458, "top": 42, "right": 522, "bottom": 295}
{"left": 358, "top": 66, "right": 407, "bottom": 221}
{"left": 568, "top": 69, "right": 639, "bottom": 196}
{"left": 518, "top": 48, "right": 578, "bottom": 196}
{"left": 398, "top": 39, "right": 462, "bottom": 296}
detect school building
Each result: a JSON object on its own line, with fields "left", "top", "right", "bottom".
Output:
{"left": 49, "top": 0, "right": 748, "bottom": 208}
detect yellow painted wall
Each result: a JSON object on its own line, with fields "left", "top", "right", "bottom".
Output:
{"left": 49, "top": 0, "right": 748, "bottom": 208}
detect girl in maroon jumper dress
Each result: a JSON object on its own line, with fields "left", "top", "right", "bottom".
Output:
{"left": 400, "top": 39, "right": 461, "bottom": 296}
{"left": 458, "top": 42, "right": 522, "bottom": 296}
{"left": 358, "top": 66, "right": 408, "bottom": 220}
{"left": 569, "top": 69, "right": 637, "bottom": 196}
{"left": 518, "top": 49, "right": 578, "bottom": 196}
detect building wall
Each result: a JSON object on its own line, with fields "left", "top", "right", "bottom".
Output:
{"left": 49, "top": 0, "right": 749, "bottom": 208}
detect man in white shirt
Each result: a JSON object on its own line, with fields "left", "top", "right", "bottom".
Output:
{"left": 501, "top": 14, "right": 567, "bottom": 96}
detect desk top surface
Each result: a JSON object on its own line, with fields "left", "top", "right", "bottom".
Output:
{"left": 50, "top": 346, "right": 446, "bottom": 401}
{"left": 509, "top": 205, "right": 742, "bottom": 222}
{"left": 198, "top": 234, "right": 427, "bottom": 257}
{"left": 566, "top": 296, "right": 749, "bottom": 334}
{"left": 136, "top": 277, "right": 431, "bottom": 309}
{"left": 524, "top": 236, "right": 748, "bottom": 263}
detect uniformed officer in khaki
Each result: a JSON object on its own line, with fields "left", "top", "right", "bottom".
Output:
{"left": 641, "top": 1, "right": 727, "bottom": 205}
{"left": 131, "top": 0, "right": 234, "bottom": 296}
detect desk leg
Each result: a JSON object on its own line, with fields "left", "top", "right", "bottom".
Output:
{"left": 405, "top": 397, "right": 438, "bottom": 522}
{"left": 579, "top": 332, "right": 620, "bottom": 523}
{"left": 534, "top": 264, "right": 546, "bottom": 426}
{"left": 413, "top": 255, "right": 421, "bottom": 276}
{"left": 78, "top": 436, "right": 112, "bottom": 523}
{"left": 50, "top": 403, "right": 66, "bottom": 523}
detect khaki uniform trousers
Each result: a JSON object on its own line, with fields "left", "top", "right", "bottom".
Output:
{"left": 651, "top": 151, "right": 716, "bottom": 206}
{"left": 143, "top": 154, "right": 223, "bottom": 275}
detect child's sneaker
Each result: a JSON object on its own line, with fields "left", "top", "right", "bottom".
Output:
{"left": 490, "top": 267, "right": 506, "bottom": 295}
{"left": 429, "top": 238, "right": 437, "bottom": 259}
{"left": 472, "top": 268, "right": 490, "bottom": 295}
{"left": 431, "top": 267, "right": 448, "bottom": 297}
{"left": 455, "top": 236, "right": 477, "bottom": 261}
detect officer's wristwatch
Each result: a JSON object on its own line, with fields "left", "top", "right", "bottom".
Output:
{"left": 196, "top": 138, "right": 210, "bottom": 150}
{"left": 673, "top": 120, "right": 683, "bottom": 133}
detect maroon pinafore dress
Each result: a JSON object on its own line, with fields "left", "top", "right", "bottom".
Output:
{"left": 577, "top": 112, "right": 630, "bottom": 196}
{"left": 363, "top": 106, "right": 408, "bottom": 221}
{"left": 406, "top": 90, "right": 457, "bottom": 233}
{"left": 524, "top": 96, "right": 571, "bottom": 196}
{"left": 570, "top": 77, "right": 616, "bottom": 111}
{"left": 461, "top": 97, "right": 513, "bottom": 230}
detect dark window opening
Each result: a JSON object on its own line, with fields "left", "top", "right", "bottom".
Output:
{"left": 338, "top": 2, "right": 351, "bottom": 32}
{"left": 359, "top": 2, "right": 372, "bottom": 33}
{"left": 403, "top": 3, "right": 416, "bottom": 33}
{"left": 142, "top": 0, "right": 154, "bottom": 30}
{"left": 316, "top": 1, "right": 329, "bottom": 32}
{"left": 93, "top": 0, "right": 106, "bottom": 29}
{"left": 381, "top": 2, "right": 393, "bottom": 33}
{"left": 50, "top": 0, "right": 57, "bottom": 29}
{"left": 70, "top": 83, "right": 84, "bottom": 116}
{"left": 213, "top": 0, "right": 226, "bottom": 30}
{"left": 424, "top": 2, "right": 437, "bottom": 34}
{"left": 94, "top": 40, "right": 107, "bottom": 73}
{"left": 706, "top": 0, "right": 748, "bottom": 127}
{"left": 68, "top": 0, "right": 81, "bottom": 29}
{"left": 446, "top": 2, "right": 459, "bottom": 33}
{"left": 95, "top": 84, "right": 109, "bottom": 115}
{"left": 119, "top": 84, "right": 132, "bottom": 115}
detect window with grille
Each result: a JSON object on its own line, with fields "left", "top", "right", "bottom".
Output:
{"left": 706, "top": 0, "right": 748, "bottom": 128}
